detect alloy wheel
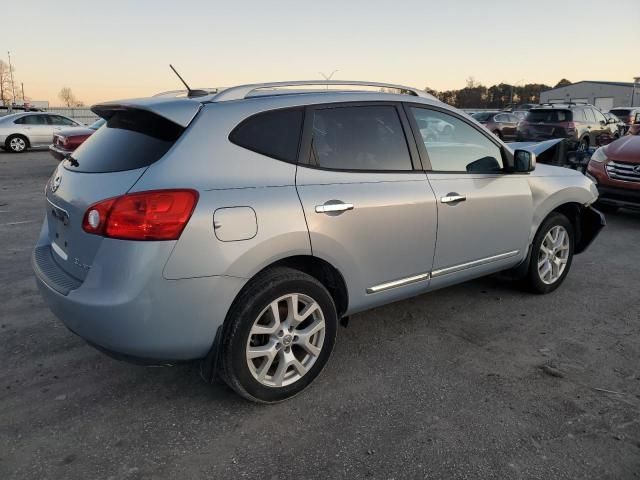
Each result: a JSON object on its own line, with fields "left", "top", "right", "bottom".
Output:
{"left": 246, "top": 293, "right": 326, "bottom": 388}
{"left": 9, "top": 137, "right": 26, "bottom": 152}
{"left": 537, "top": 225, "right": 570, "bottom": 285}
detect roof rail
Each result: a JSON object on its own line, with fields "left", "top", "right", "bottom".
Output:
{"left": 210, "top": 80, "right": 435, "bottom": 102}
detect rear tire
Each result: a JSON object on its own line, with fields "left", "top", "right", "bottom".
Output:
{"left": 524, "top": 213, "right": 574, "bottom": 294}
{"left": 5, "top": 135, "right": 29, "bottom": 153}
{"left": 220, "top": 267, "right": 337, "bottom": 403}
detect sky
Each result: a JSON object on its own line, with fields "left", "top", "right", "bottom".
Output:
{"left": 2, "top": 0, "right": 639, "bottom": 105}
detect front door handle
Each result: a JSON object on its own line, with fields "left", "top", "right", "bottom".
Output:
{"left": 441, "top": 194, "right": 466, "bottom": 204}
{"left": 315, "top": 202, "right": 354, "bottom": 214}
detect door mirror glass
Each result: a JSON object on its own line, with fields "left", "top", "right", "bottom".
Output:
{"left": 513, "top": 149, "right": 536, "bottom": 172}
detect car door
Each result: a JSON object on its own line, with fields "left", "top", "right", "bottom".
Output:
{"left": 296, "top": 102, "right": 438, "bottom": 313}
{"left": 17, "top": 114, "right": 54, "bottom": 146}
{"left": 591, "top": 109, "right": 610, "bottom": 140}
{"left": 405, "top": 104, "right": 532, "bottom": 289}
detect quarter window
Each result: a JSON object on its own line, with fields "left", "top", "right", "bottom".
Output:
{"left": 229, "top": 108, "right": 303, "bottom": 163}
{"left": 410, "top": 107, "right": 503, "bottom": 173}
{"left": 308, "top": 105, "right": 412, "bottom": 171}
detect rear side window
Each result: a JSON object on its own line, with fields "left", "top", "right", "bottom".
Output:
{"left": 526, "top": 110, "right": 571, "bottom": 123}
{"left": 308, "top": 105, "right": 412, "bottom": 171}
{"left": 572, "top": 109, "right": 586, "bottom": 122}
{"left": 15, "top": 115, "right": 48, "bottom": 125}
{"left": 65, "top": 109, "right": 184, "bottom": 173}
{"left": 229, "top": 108, "right": 303, "bottom": 163}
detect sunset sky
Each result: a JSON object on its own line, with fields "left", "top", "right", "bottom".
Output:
{"left": 3, "top": 0, "right": 639, "bottom": 106}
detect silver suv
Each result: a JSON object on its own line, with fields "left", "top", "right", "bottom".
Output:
{"left": 33, "top": 81, "right": 604, "bottom": 403}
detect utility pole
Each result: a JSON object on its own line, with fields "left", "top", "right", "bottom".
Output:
{"left": 319, "top": 70, "right": 338, "bottom": 90}
{"left": 21, "top": 82, "right": 25, "bottom": 102}
{"left": 7, "top": 51, "right": 16, "bottom": 105}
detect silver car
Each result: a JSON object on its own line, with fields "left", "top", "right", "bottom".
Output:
{"left": 32, "top": 80, "right": 604, "bottom": 403}
{"left": 0, "top": 112, "right": 82, "bottom": 153}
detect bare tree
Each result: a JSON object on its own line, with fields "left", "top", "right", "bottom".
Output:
{"left": 0, "top": 60, "right": 14, "bottom": 106}
{"left": 58, "top": 87, "right": 77, "bottom": 107}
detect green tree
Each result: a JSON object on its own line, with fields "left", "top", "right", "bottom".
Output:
{"left": 554, "top": 79, "right": 572, "bottom": 88}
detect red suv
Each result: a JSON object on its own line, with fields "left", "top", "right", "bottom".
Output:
{"left": 586, "top": 135, "right": 640, "bottom": 212}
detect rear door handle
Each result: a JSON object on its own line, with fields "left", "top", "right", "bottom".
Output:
{"left": 315, "top": 202, "right": 354, "bottom": 214}
{"left": 441, "top": 194, "right": 466, "bottom": 204}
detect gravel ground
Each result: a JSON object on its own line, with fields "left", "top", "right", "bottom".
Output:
{"left": 1, "top": 151, "right": 639, "bottom": 480}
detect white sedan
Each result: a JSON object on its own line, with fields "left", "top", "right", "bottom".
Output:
{"left": 0, "top": 112, "right": 82, "bottom": 153}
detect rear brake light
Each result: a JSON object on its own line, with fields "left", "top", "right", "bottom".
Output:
{"left": 82, "top": 189, "right": 198, "bottom": 240}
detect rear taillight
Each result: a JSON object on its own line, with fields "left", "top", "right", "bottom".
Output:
{"left": 82, "top": 189, "right": 198, "bottom": 241}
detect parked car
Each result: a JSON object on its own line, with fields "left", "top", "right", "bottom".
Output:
{"left": 586, "top": 135, "right": 640, "bottom": 212}
{"left": 516, "top": 103, "right": 613, "bottom": 150}
{"left": 0, "top": 112, "right": 82, "bottom": 153}
{"left": 49, "top": 118, "right": 106, "bottom": 160}
{"left": 472, "top": 111, "right": 520, "bottom": 140}
{"left": 32, "top": 80, "right": 604, "bottom": 403}
{"left": 609, "top": 107, "right": 640, "bottom": 134}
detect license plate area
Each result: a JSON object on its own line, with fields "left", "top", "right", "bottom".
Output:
{"left": 48, "top": 200, "right": 71, "bottom": 260}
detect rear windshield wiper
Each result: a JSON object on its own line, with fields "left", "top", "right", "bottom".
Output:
{"left": 65, "top": 154, "right": 79, "bottom": 167}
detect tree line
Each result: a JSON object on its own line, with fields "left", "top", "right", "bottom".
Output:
{"left": 425, "top": 78, "right": 572, "bottom": 109}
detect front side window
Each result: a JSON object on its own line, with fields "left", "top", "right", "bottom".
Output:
{"left": 308, "top": 105, "right": 412, "bottom": 171}
{"left": 229, "top": 108, "right": 303, "bottom": 163}
{"left": 584, "top": 108, "right": 596, "bottom": 123}
{"left": 593, "top": 109, "right": 606, "bottom": 124}
{"left": 410, "top": 107, "right": 503, "bottom": 173}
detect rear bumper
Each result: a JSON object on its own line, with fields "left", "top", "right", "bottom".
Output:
{"left": 49, "top": 144, "right": 71, "bottom": 161}
{"left": 32, "top": 230, "right": 246, "bottom": 362}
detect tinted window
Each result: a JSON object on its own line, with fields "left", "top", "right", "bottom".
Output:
{"left": 15, "top": 114, "right": 48, "bottom": 125}
{"left": 308, "top": 105, "right": 412, "bottom": 171}
{"left": 230, "top": 108, "right": 303, "bottom": 163}
{"left": 494, "top": 114, "right": 509, "bottom": 122}
{"left": 572, "top": 109, "right": 586, "bottom": 122}
{"left": 65, "top": 110, "right": 184, "bottom": 173}
{"left": 50, "top": 115, "right": 77, "bottom": 126}
{"left": 411, "top": 107, "right": 503, "bottom": 173}
{"left": 610, "top": 109, "right": 631, "bottom": 120}
{"left": 526, "top": 110, "right": 571, "bottom": 123}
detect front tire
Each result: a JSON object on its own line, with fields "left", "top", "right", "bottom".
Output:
{"left": 5, "top": 135, "right": 29, "bottom": 153}
{"left": 220, "top": 267, "right": 337, "bottom": 403}
{"left": 524, "top": 213, "right": 574, "bottom": 294}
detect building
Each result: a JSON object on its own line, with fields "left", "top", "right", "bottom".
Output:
{"left": 540, "top": 81, "right": 639, "bottom": 112}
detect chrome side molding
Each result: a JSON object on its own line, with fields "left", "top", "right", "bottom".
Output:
{"left": 432, "top": 250, "right": 519, "bottom": 278}
{"left": 366, "top": 272, "right": 430, "bottom": 294}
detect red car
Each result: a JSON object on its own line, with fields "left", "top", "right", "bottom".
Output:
{"left": 586, "top": 134, "right": 640, "bottom": 212}
{"left": 49, "top": 118, "right": 105, "bottom": 160}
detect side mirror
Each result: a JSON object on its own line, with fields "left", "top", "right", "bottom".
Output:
{"left": 513, "top": 149, "right": 536, "bottom": 172}
{"left": 600, "top": 120, "right": 606, "bottom": 126}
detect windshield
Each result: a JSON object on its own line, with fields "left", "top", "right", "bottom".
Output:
{"left": 526, "top": 109, "right": 571, "bottom": 123}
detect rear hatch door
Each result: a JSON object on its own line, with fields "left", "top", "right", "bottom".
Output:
{"left": 44, "top": 108, "right": 187, "bottom": 281}
{"left": 523, "top": 109, "right": 571, "bottom": 139}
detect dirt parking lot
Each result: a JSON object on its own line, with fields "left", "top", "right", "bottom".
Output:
{"left": 1, "top": 151, "right": 639, "bottom": 479}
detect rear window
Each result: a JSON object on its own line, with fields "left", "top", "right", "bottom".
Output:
{"left": 526, "top": 109, "right": 571, "bottom": 123}
{"left": 65, "top": 110, "right": 184, "bottom": 173}
{"left": 472, "top": 112, "right": 495, "bottom": 121}
{"left": 229, "top": 108, "right": 303, "bottom": 163}
{"left": 610, "top": 109, "right": 631, "bottom": 120}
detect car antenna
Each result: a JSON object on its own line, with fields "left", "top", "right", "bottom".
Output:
{"left": 169, "top": 64, "right": 208, "bottom": 98}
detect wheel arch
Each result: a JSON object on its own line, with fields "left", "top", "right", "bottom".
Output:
{"left": 5, "top": 133, "right": 30, "bottom": 150}
{"left": 541, "top": 202, "right": 605, "bottom": 255}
